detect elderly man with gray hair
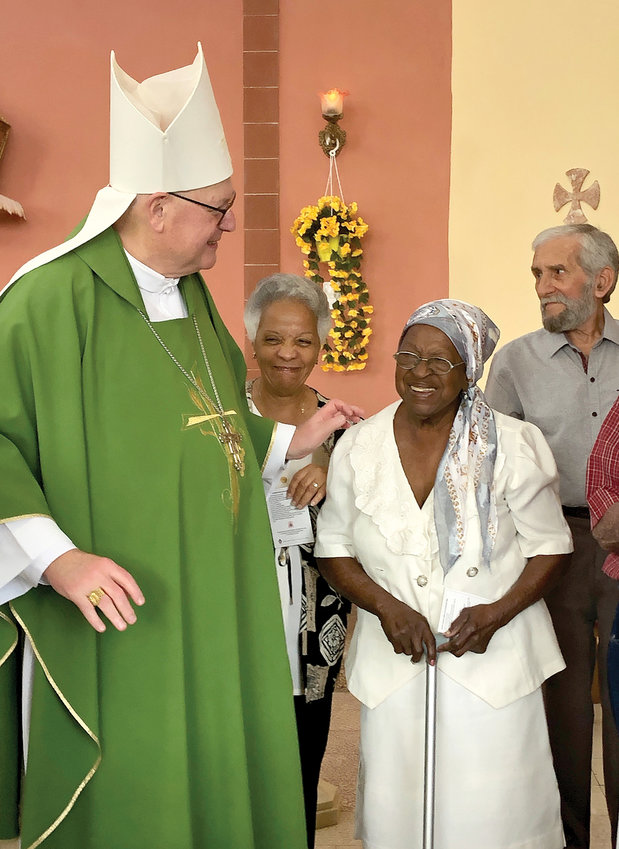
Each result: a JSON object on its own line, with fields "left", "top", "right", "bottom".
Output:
{"left": 486, "top": 223, "right": 619, "bottom": 849}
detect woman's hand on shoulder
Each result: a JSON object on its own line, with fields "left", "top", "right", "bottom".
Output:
{"left": 376, "top": 595, "right": 436, "bottom": 664}
{"left": 287, "top": 463, "right": 327, "bottom": 508}
{"left": 437, "top": 603, "right": 500, "bottom": 657}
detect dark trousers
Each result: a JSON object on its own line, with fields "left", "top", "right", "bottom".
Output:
{"left": 294, "top": 691, "right": 334, "bottom": 849}
{"left": 543, "top": 514, "right": 619, "bottom": 849}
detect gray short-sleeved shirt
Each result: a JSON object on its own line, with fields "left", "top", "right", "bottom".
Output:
{"left": 485, "top": 309, "right": 619, "bottom": 506}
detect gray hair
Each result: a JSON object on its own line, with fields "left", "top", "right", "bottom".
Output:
{"left": 532, "top": 223, "right": 619, "bottom": 303}
{"left": 244, "top": 273, "right": 331, "bottom": 343}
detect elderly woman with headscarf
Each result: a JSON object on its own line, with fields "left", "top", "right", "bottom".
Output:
{"left": 315, "top": 299, "right": 574, "bottom": 849}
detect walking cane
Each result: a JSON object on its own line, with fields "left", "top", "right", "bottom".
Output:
{"left": 423, "top": 634, "right": 447, "bottom": 849}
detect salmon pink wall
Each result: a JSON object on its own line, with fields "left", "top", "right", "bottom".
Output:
{"left": 1, "top": 0, "right": 246, "bottom": 339}
{"left": 279, "top": 2, "right": 452, "bottom": 414}
{"left": 2, "top": 2, "right": 452, "bottom": 411}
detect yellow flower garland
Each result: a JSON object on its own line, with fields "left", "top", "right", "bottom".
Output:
{"left": 291, "top": 195, "right": 373, "bottom": 372}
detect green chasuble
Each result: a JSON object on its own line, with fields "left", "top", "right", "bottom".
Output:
{"left": 0, "top": 228, "right": 307, "bottom": 849}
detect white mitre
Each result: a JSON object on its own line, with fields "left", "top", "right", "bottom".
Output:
{"left": 7, "top": 43, "right": 232, "bottom": 288}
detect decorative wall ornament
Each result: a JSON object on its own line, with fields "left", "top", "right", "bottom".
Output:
{"left": 0, "top": 116, "right": 25, "bottom": 219}
{"left": 0, "top": 117, "right": 9, "bottom": 161}
{"left": 553, "top": 168, "right": 599, "bottom": 224}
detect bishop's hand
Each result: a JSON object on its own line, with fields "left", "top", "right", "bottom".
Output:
{"left": 287, "top": 399, "right": 364, "bottom": 460}
{"left": 43, "top": 549, "right": 145, "bottom": 633}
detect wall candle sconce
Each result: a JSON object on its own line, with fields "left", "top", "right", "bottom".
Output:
{"left": 318, "top": 89, "right": 348, "bottom": 157}
{"left": 0, "top": 116, "right": 26, "bottom": 219}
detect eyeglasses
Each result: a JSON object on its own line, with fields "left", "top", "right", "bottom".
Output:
{"left": 168, "top": 192, "right": 236, "bottom": 224}
{"left": 393, "top": 351, "right": 465, "bottom": 374}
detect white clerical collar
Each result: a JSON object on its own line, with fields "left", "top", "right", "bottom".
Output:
{"left": 124, "top": 250, "right": 180, "bottom": 294}
{"left": 124, "top": 249, "right": 188, "bottom": 322}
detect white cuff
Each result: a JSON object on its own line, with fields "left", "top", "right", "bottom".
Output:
{"left": 3, "top": 516, "right": 76, "bottom": 589}
{"left": 262, "top": 423, "right": 295, "bottom": 494}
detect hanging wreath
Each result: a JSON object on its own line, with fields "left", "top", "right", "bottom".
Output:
{"left": 291, "top": 195, "right": 373, "bottom": 371}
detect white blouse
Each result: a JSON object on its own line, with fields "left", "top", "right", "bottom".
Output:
{"left": 315, "top": 402, "right": 574, "bottom": 710}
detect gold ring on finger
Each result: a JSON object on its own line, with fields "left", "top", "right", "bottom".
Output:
{"left": 87, "top": 587, "right": 106, "bottom": 607}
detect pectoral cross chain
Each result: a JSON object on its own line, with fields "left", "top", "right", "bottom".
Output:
{"left": 183, "top": 407, "right": 245, "bottom": 473}
{"left": 217, "top": 417, "right": 245, "bottom": 472}
{"left": 139, "top": 309, "right": 247, "bottom": 477}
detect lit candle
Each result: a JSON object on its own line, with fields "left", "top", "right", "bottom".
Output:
{"left": 319, "top": 89, "right": 348, "bottom": 117}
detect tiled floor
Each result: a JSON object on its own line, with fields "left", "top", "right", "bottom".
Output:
{"left": 316, "top": 695, "right": 613, "bottom": 849}
{"left": 0, "top": 701, "right": 611, "bottom": 849}
{"left": 592, "top": 703, "right": 613, "bottom": 847}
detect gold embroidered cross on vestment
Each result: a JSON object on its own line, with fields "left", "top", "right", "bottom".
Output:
{"left": 181, "top": 375, "right": 245, "bottom": 475}
{"left": 138, "top": 310, "right": 246, "bottom": 516}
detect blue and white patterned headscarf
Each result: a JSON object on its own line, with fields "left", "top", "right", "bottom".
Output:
{"left": 400, "top": 299, "right": 500, "bottom": 574}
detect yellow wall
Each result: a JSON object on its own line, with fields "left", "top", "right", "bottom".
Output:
{"left": 450, "top": 0, "right": 619, "bottom": 369}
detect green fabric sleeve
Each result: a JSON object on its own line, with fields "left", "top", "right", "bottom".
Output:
{"left": 0, "top": 276, "right": 52, "bottom": 520}
{"left": 0, "top": 435, "right": 50, "bottom": 520}
{"left": 0, "top": 607, "right": 19, "bottom": 838}
{"left": 0, "top": 256, "right": 92, "bottom": 527}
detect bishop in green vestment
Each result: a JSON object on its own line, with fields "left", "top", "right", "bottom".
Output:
{"left": 0, "top": 45, "right": 364, "bottom": 849}
{"left": 0, "top": 217, "right": 314, "bottom": 847}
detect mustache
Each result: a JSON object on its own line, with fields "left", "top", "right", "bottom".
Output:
{"left": 540, "top": 294, "right": 573, "bottom": 307}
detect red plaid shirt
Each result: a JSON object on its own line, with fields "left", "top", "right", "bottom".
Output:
{"left": 586, "top": 396, "right": 619, "bottom": 578}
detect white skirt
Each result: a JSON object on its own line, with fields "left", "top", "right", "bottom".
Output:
{"left": 356, "top": 670, "right": 563, "bottom": 849}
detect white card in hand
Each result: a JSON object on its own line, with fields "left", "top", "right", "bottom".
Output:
{"left": 267, "top": 484, "right": 314, "bottom": 549}
{"left": 438, "top": 587, "right": 491, "bottom": 634}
